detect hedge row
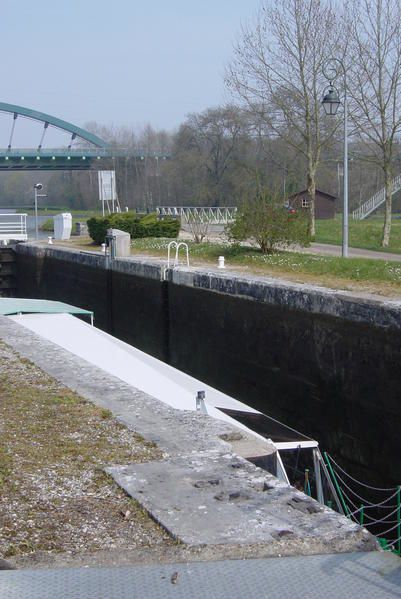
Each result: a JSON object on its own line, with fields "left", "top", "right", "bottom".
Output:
{"left": 87, "top": 212, "right": 180, "bottom": 244}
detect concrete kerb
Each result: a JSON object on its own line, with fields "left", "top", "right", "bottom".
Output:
{"left": 0, "top": 316, "right": 378, "bottom": 558}
{"left": 14, "top": 242, "right": 401, "bottom": 330}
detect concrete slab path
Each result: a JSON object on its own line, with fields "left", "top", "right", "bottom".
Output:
{"left": 1, "top": 552, "right": 401, "bottom": 598}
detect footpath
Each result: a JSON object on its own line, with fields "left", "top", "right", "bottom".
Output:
{"left": 307, "top": 242, "right": 401, "bottom": 262}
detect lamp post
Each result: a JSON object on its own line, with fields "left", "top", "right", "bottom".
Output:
{"left": 322, "top": 58, "right": 348, "bottom": 258}
{"left": 33, "top": 183, "right": 43, "bottom": 240}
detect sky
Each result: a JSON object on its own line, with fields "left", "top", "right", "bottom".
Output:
{"left": 0, "top": 0, "right": 260, "bottom": 146}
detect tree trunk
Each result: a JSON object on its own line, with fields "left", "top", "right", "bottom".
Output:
{"left": 382, "top": 169, "right": 393, "bottom": 247}
{"left": 307, "top": 169, "right": 316, "bottom": 237}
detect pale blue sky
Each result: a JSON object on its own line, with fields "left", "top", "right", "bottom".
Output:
{"left": 0, "top": 0, "right": 260, "bottom": 143}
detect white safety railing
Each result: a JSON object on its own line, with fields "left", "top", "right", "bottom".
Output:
{"left": 352, "top": 174, "right": 401, "bottom": 220}
{"left": 167, "top": 241, "right": 189, "bottom": 268}
{"left": 157, "top": 206, "right": 237, "bottom": 224}
{"left": 0, "top": 213, "right": 27, "bottom": 241}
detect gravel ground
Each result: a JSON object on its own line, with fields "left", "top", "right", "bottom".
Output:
{"left": 0, "top": 342, "right": 176, "bottom": 569}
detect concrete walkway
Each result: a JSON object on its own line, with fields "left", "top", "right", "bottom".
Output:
{"left": 1, "top": 552, "right": 401, "bottom": 598}
{"left": 0, "top": 316, "right": 373, "bottom": 558}
{"left": 0, "top": 317, "right": 400, "bottom": 596}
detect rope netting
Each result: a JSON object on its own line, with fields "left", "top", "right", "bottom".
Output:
{"left": 324, "top": 452, "right": 401, "bottom": 555}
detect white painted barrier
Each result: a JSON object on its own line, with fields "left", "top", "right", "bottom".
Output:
{"left": 0, "top": 213, "right": 27, "bottom": 241}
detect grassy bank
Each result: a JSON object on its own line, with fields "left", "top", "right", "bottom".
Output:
{"left": 27, "top": 208, "right": 101, "bottom": 217}
{"left": 314, "top": 215, "right": 401, "bottom": 254}
{"left": 130, "top": 237, "right": 401, "bottom": 295}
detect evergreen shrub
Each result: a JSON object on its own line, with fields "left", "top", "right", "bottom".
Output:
{"left": 87, "top": 212, "right": 180, "bottom": 244}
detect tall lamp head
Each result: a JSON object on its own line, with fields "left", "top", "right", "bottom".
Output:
{"left": 322, "top": 86, "right": 341, "bottom": 115}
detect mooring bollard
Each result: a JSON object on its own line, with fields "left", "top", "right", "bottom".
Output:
{"left": 218, "top": 256, "right": 225, "bottom": 269}
{"left": 196, "top": 390, "right": 206, "bottom": 413}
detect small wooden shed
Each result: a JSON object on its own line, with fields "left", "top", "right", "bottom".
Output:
{"left": 287, "top": 189, "right": 337, "bottom": 219}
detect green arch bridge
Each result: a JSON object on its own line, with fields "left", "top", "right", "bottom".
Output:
{"left": 0, "top": 102, "right": 167, "bottom": 170}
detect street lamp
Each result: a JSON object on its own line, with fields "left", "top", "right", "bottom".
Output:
{"left": 33, "top": 183, "right": 43, "bottom": 240}
{"left": 322, "top": 59, "right": 349, "bottom": 258}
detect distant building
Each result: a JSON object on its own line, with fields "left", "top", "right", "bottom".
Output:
{"left": 287, "top": 189, "right": 337, "bottom": 219}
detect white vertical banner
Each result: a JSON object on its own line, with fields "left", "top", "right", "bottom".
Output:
{"left": 98, "top": 170, "right": 119, "bottom": 215}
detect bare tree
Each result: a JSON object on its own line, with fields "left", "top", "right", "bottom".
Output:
{"left": 348, "top": 0, "right": 401, "bottom": 246}
{"left": 84, "top": 121, "right": 174, "bottom": 210}
{"left": 186, "top": 214, "right": 211, "bottom": 244}
{"left": 226, "top": 0, "right": 342, "bottom": 235}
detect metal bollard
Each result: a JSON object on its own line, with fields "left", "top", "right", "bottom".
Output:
{"left": 196, "top": 390, "right": 206, "bottom": 412}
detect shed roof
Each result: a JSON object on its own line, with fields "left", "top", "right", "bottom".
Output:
{"left": 288, "top": 188, "right": 337, "bottom": 201}
{"left": 0, "top": 298, "right": 93, "bottom": 318}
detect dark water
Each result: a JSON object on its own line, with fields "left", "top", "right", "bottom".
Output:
{"left": 26, "top": 215, "right": 52, "bottom": 240}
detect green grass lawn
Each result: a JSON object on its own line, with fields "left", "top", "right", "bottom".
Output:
{"left": 131, "top": 237, "right": 401, "bottom": 291}
{"left": 39, "top": 216, "right": 88, "bottom": 232}
{"left": 314, "top": 215, "right": 401, "bottom": 254}
{"left": 27, "top": 208, "right": 101, "bottom": 217}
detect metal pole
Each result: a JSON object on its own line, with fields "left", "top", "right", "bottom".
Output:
{"left": 313, "top": 448, "right": 324, "bottom": 505}
{"left": 324, "top": 452, "right": 350, "bottom": 516}
{"left": 322, "top": 57, "right": 349, "bottom": 257}
{"left": 343, "top": 75, "right": 349, "bottom": 258}
{"left": 397, "top": 485, "right": 401, "bottom": 556}
{"left": 34, "top": 187, "right": 38, "bottom": 240}
{"left": 337, "top": 162, "right": 341, "bottom": 199}
{"left": 318, "top": 450, "right": 344, "bottom": 514}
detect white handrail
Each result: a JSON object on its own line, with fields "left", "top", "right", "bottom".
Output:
{"left": 0, "top": 213, "right": 27, "bottom": 241}
{"left": 353, "top": 174, "right": 401, "bottom": 220}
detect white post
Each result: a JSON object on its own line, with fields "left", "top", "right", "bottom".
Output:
{"left": 34, "top": 187, "right": 38, "bottom": 240}
{"left": 343, "top": 75, "right": 349, "bottom": 258}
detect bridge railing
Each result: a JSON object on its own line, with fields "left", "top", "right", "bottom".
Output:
{"left": 0, "top": 148, "right": 170, "bottom": 159}
{"left": 156, "top": 206, "right": 238, "bottom": 224}
{"left": 0, "top": 213, "right": 27, "bottom": 241}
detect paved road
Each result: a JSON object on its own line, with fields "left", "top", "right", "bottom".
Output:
{"left": 181, "top": 226, "right": 401, "bottom": 261}
{"left": 305, "top": 242, "right": 401, "bottom": 262}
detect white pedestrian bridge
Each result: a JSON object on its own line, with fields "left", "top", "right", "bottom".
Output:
{"left": 157, "top": 206, "right": 237, "bottom": 224}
